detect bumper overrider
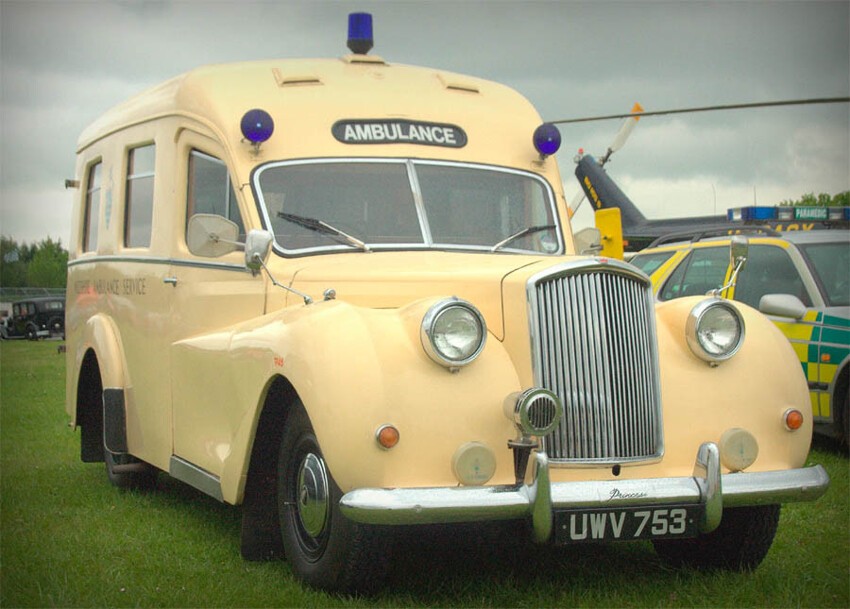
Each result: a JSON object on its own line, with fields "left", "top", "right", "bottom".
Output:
{"left": 339, "top": 443, "right": 829, "bottom": 543}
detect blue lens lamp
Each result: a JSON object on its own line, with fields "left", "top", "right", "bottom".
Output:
{"left": 241, "top": 109, "right": 274, "bottom": 152}
{"left": 347, "top": 12, "right": 373, "bottom": 55}
{"left": 533, "top": 123, "right": 561, "bottom": 159}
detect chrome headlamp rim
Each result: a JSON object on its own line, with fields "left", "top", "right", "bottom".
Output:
{"left": 420, "top": 297, "right": 487, "bottom": 368}
{"left": 685, "top": 298, "right": 746, "bottom": 363}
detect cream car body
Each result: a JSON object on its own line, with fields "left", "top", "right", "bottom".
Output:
{"left": 66, "top": 15, "right": 827, "bottom": 593}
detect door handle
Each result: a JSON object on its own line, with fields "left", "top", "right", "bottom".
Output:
{"left": 163, "top": 277, "right": 178, "bottom": 286}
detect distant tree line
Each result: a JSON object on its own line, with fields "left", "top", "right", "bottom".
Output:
{"left": 0, "top": 237, "right": 68, "bottom": 289}
{"left": 778, "top": 191, "right": 850, "bottom": 207}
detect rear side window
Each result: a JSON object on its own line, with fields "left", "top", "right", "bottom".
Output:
{"left": 630, "top": 251, "right": 675, "bottom": 275}
{"left": 83, "top": 162, "right": 101, "bottom": 252}
{"left": 125, "top": 145, "right": 156, "bottom": 248}
{"left": 187, "top": 150, "right": 245, "bottom": 240}
{"left": 660, "top": 247, "right": 728, "bottom": 300}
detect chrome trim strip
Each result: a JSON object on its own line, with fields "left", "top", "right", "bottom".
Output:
{"left": 169, "top": 456, "right": 224, "bottom": 502}
{"left": 340, "top": 443, "right": 829, "bottom": 542}
{"left": 68, "top": 255, "right": 247, "bottom": 273}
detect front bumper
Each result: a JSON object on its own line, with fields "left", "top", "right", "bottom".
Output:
{"left": 340, "top": 443, "right": 829, "bottom": 542}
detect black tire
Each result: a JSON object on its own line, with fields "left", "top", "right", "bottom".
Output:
{"left": 277, "top": 403, "right": 391, "bottom": 593}
{"left": 105, "top": 449, "right": 158, "bottom": 491}
{"left": 653, "top": 504, "right": 780, "bottom": 571}
{"left": 25, "top": 324, "right": 39, "bottom": 341}
{"left": 48, "top": 317, "right": 64, "bottom": 337}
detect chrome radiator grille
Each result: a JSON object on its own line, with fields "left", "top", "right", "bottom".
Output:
{"left": 529, "top": 262, "right": 662, "bottom": 463}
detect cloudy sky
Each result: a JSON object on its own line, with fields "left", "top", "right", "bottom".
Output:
{"left": 1, "top": 0, "right": 848, "bottom": 245}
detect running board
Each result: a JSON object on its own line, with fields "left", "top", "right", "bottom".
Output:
{"left": 169, "top": 456, "right": 224, "bottom": 502}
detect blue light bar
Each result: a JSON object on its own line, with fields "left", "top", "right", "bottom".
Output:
{"left": 727, "top": 206, "right": 777, "bottom": 221}
{"left": 347, "top": 12, "right": 373, "bottom": 55}
{"left": 533, "top": 123, "right": 561, "bottom": 157}
{"left": 240, "top": 109, "right": 274, "bottom": 144}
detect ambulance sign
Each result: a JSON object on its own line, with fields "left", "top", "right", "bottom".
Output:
{"left": 333, "top": 119, "right": 467, "bottom": 148}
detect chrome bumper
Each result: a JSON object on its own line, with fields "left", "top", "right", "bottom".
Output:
{"left": 339, "top": 443, "right": 829, "bottom": 542}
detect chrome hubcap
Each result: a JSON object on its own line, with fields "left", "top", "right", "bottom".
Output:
{"left": 296, "top": 452, "right": 329, "bottom": 538}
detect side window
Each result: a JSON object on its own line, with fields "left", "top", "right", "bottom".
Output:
{"left": 659, "top": 247, "right": 728, "bottom": 301}
{"left": 630, "top": 251, "right": 675, "bottom": 275}
{"left": 125, "top": 144, "right": 156, "bottom": 248}
{"left": 187, "top": 150, "right": 245, "bottom": 239}
{"left": 83, "top": 162, "right": 101, "bottom": 252}
{"left": 734, "top": 245, "right": 811, "bottom": 308}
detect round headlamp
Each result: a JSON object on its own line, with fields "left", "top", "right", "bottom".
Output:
{"left": 421, "top": 298, "right": 487, "bottom": 368}
{"left": 686, "top": 299, "right": 745, "bottom": 364}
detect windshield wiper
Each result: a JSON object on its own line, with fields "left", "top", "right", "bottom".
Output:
{"left": 490, "top": 225, "right": 556, "bottom": 252}
{"left": 276, "top": 212, "right": 371, "bottom": 252}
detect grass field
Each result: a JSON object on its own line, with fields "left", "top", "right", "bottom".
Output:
{"left": 1, "top": 340, "right": 848, "bottom": 608}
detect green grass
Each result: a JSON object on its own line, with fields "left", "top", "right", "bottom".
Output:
{"left": 1, "top": 340, "right": 848, "bottom": 607}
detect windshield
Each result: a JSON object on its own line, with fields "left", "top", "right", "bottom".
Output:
{"left": 254, "top": 159, "right": 562, "bottom": 255}
{"left": 798, "top": 240, "right": 850, "bottom": 306}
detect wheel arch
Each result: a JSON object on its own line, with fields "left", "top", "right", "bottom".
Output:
{"left": 238, "top": 374, "right": 299, "bottom": 561}
{"left": 69, "top": 314, "right": 129, "bottom": 461}
{"left": 830, "top": 356, "right": 849, "bottom": 443}
{"left": 76, "top": 348, "right": 104, "bottom": 462}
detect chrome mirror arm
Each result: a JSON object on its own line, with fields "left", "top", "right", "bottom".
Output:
{"left": 251, "top": 254, "right": 313, "bottom": 305}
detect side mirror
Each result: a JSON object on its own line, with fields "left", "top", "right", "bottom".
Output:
{"left": 187, "top": 214, "right": 240, "bottom": 257}
{"left": 730, "top": 235, "right": 749, "bottom": 271}
{"left": 711, "top": 235, "right": 749, "bottom": 297}
{"left": 574, "top": 227, "right": 603, "bottom": 255}
{"left": 759, "top": 294, "right": 806, "bottom": 319}
{"left": 244, "top": 229, "right": 273, "bottom": 273}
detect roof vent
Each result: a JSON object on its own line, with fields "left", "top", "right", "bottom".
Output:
{"left": 437, "top": 73, "right": 480, "bottom": 94}
{"left": 272, "top": 68, "right": 322, "bottom": 87}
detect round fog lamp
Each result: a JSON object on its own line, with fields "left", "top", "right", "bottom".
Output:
{"left": 686, "top": 299, "right": 745, "bottom": 364}
{"left": 421, "top": 298, "right": 486, "bottom": 368}
{"left": 451, "top": 442, "right": 496, "bottom": 486}
{"left": 719, "top": 428, "right": 759, "bottom": 472}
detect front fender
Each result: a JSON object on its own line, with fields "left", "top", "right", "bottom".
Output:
{"left": 176, "top": 298, "right": 523, "bottom": 504}
{"left": 654, "top": 296, "right": 812, "bottom": 473}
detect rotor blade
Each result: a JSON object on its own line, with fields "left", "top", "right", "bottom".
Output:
{"left": 609, "top": 102, "right": 644, "bottom": 153}
{"left": 549, "top": 97, "right": 850, "bottom": 125}
{"left": 569, "top": 188, "right": 585, "bottom": 215}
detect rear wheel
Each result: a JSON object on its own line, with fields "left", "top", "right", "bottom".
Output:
{"left": 653, "top": 504, "right": 780, "bottom": 571}
{"left": 277, "top": 403, "right": 391, "bottom": 593}
{"left": 25, "top": 324, "right": 39, "bottom": 341}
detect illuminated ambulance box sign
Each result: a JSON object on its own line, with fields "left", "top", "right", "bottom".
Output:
{"left": 795, "top": 207, "right": 829, "bottom": 221}
{"left": 332, "top": 119, "right": 467, "bottom": 148}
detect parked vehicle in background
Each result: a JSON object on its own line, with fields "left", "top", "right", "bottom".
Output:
{"left": 1, "top": 297, "right": 65, "bottom": 340}
{"left": 64, "top": 12, "right": 829, "bottom": 594}
{"left": 631, "top": 230, "right": 850, "bottom": 447}
{"left": 0, "top": 316, "right": 21, "bottom": 339}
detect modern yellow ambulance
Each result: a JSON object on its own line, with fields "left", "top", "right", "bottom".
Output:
{"left": 65, "top": 13, "right": 828, "bottom": 593}
{"left": 631, "top": 228, "right": 850, "bottom": 447}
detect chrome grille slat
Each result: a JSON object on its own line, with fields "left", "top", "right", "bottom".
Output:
{"left": 529, "top": 262, "right": 663, "bottom": 464}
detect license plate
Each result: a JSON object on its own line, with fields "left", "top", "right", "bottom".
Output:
{"left": 553, "top": 505, "right": 703, "bottom": 544}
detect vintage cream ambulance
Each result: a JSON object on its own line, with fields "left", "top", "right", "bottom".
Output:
{"left": 66, "top": 13, "right": 828, "bottom": 592}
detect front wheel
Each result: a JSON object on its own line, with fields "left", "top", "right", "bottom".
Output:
{"left": 277, "top": 403, "right": 391, "bottom": 593}
{"left": 653, "top": 504, "right": 780, "bottom": 571}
